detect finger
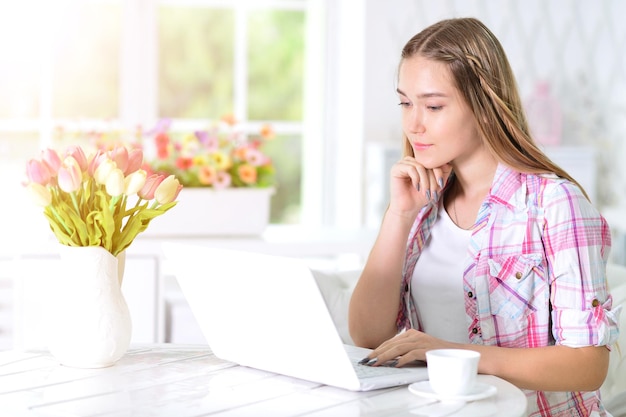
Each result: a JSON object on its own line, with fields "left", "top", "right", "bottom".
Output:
{"left": 400, "top": 158, "right": 440, "bottom": 201}
{"left": 406, "top": 161, "right": 429, "bottom": 197}
{"left": 427, "top": 170, "right": 439, "bottom": 200}
{"left": 418, "top": 167, "right": 431, "bottom": 195}
{"left": 360, "top": 344, "right": 395, "bottom": 366}
{"left": 395, "top": 349, "right": 428, "bottom": 367}
{"left": 394, "top": 157, "right": 422, "bottom": 191}
{"left": 432, "top": 164, "right": 453, "bottom": 191}
{"left": 367, "top": 331, "right": 425, "bottom": 365}
{"left": 369, "top": 340, "right": 415, "bottom": 366}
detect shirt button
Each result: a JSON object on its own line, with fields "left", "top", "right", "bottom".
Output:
{"left": 467, "top": 291, "right": 473, "bottom": 298}
{"left": 592, "top": 299, "right": 600, "bottom": 307}
{"left": 472, "top": 328, "right": 478, "bottom": 334}
{"left": 515, "top": 271, "right": 523, "bottom": 279}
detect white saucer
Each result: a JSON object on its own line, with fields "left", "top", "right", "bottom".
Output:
{"left": 408, "top": 381, "right": 497, "bottom": 402}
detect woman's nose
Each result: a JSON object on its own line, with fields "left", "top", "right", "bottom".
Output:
{"left": 406, "top": 108, "right": 425, "bottom": 134}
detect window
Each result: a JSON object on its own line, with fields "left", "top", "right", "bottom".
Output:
{"left": 158, "top": 6, "right": 235, "bottom": 119}
{"left": 0, "top": 0, "right": 311, "bottom": 225}
{"left": 156, "top": 2, "right": 306, "bottom": 223}
{"left": 52, "top": 3, "right": 121, "bottom": 119}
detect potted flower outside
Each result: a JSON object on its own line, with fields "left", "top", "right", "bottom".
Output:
{"left": 143, "top": 116, "right": 276, "bottom": 236}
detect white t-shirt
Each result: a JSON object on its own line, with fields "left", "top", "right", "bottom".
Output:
{"left": 411, "top": 206, "right": 471, "bottom": 343}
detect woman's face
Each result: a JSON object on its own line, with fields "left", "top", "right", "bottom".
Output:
{"left": 397, "top": 56, "right": 482, "bottom": 169}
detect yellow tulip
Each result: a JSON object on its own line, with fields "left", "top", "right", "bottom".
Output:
{"left": 154, "top": 175, "right": 183, "bottom": 205}
{"left": 123, "top": 169, "right": 147, "bottom": 196}
{"left": 105, "top": 168, "right": 125, "bottom": 197}
{"left": 94, "top": 158, "right": 116, "bottom": 185}
{"left": 26, "top": 183, "right": 52, "bottom": 207}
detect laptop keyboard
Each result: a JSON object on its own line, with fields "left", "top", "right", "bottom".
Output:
{"left": 352, "top": 360, "right": 411, "bottom": 379}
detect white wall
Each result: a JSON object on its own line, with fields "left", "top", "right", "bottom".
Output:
{"left": 361, "top": 0, "right": 626, "bottom": 224}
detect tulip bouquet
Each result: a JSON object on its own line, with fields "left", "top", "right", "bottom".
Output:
{"left": 24, "top": 145, "right": 182, "bottom": 256}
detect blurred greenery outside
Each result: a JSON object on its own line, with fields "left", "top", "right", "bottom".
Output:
{"left": 158, "top": 6, "right": 305, "bottom": 224}
{"left": 158, "top": 7, "right": 234, "bottom": 119}
{"left": 0, "top": 2, "right": 305, "bottom": 225}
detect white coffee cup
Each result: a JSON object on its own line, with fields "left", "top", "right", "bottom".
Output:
{"left": 425, "top": 349, "right": 480, "bottom": 397}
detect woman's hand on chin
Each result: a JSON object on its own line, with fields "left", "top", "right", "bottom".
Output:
{"left": 388, "top": 158, "right": 453, "bottom": 215}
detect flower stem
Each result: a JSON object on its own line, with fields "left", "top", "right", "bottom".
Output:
{"left": 50, "top": 206, "right": 72, "bottom": 235}
{"left": 109, "top": 195, "right": 121, "bottom": 213}
{"left": 70, "top": 192, "right": 81, "bottom": 217}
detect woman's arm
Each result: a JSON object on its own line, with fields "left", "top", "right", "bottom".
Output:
{"left": 349, "top": 158, "right": 452, "bottom": 348}
{"left": 479, "top": 180, "right": 614, "bottom": 391}
{"left": 478, "top": 343, "right": 609, "bottom": 391}
{"left": 348, "top": 207, "right": 415, "bottom": 348}
{"left": 364, "top": 329, "right": 610, "bottom": 392}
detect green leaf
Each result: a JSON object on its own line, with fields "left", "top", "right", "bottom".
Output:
{"left": 44, "top": 210, "right": 77, "bottom": 246}
{"left": 55, "top": 206, "right": 83, "bottom": 246}
{"left": 85, "top": 211, "right": 105, "bottom": 248}
{"left": 111, "top": 202, "right": 178, "bottom": 255}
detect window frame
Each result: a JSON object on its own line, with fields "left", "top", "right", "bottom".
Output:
{"left": 0, "top": 0, "right": 365, "bottom": 230}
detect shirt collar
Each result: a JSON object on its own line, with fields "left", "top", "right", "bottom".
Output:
{"left": 486, "top": 163, "right": 526, "bottom": 210}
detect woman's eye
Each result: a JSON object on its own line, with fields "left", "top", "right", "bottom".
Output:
{"left": 427, "top": 105, "right": 443, "bottom": 111}
{"left": 397, "top": 102, "right": 411, "bottom": 107}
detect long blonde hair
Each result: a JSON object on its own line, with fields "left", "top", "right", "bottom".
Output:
{"left": 399, "top": 17, "right": 587, "bottom": 198}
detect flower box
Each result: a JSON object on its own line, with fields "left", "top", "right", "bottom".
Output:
{"left": 141, "top": 187, "right": 274, "bottom": 237}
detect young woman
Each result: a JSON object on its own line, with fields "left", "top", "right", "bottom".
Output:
{"left": 349, "top": 17, "right": 620, "bottom": 416}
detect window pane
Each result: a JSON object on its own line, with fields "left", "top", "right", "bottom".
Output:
{"left": 0, "top": 65, "right": 40, "bottom": 119}
{"left": 52, "top": 3, "right": 121, "bottom": 118}
{"left": 264, "top": 133, "right": 301, "bottom": 223}
{"left": 0, "top": 131, "right": 47, "bottom": 242}
{"left": 158, "top": 7, "right": 234, "bottom": 119}
{"left": 0, "top": 5, "right": 42, "bottom": 119}
{"left": 0, "top": 132, "right": 39, "bottom": 162}
{"left": 248, "top": 10, "right": 305, "bottom": 121}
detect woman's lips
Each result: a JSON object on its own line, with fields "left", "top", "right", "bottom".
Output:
{"left": 412, "top": 142, "right": 432, "bottom": 151}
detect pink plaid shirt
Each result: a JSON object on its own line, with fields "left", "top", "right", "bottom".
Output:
{"left": 397, "top": 164, "right": 619, "bottom": 417}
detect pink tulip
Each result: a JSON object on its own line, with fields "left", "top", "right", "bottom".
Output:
{"left": 26, "top": 159, "right": 52, "bottom": 185}
{"left": 88, "top": 150, "right": 107, "bottom": 176}
{"left": 57, "top": 157, "right": 83, "bottom": 193}
{"left": 110, "top": 146, "right": 129, "bottom": 174}
{"left": 138, "top": 174, "right": 166, "bottom": 200}
{"left": 126, "top": 148, "right": 144, "bottom": 175}
{"left": 65, "top": 145, "right": 88, "bottom": 172}
{"left": 154, "top": 175, "right": 183, "bottom": 204}
{"left": 41, "top": 148, "right": 62, "bottom": 176}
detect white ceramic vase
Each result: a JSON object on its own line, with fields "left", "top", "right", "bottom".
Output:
{"left": 47, "top": 245, "right": 132, "bottom": 368}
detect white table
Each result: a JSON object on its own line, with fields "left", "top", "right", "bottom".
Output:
{"left": 0, "top": 344, "right": 527, "bottom": 417}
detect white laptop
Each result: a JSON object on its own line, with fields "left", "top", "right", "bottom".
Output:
{"left": 163, "top": 242, "right": 428, "bottom": 391}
